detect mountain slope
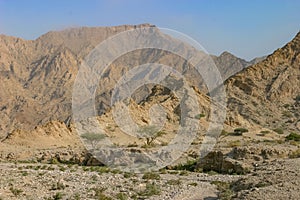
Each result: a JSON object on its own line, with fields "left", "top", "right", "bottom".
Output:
{"left": 0, "top": 24, "right": 251, "bottom": 138}
{"left": 225, "top": 32, "right": 300, "bottom": 132}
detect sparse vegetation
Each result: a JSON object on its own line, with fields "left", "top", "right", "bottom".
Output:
{"left": 116, "top": 192, "right": 128, "bottom": 200}
{"left": 142, "top": 172, "right": 161, "bottom": 180}
{"left": 260, "top": 130, "right": 270, "bottom": 134}
{"left": 171, "top": 160, "right": 198, "bottom": 172}
{"left": 138, "top": 183, "right": 161, "bottom": 197}
{"left": 9, "top": 187, "right": 23, "bottom": 196}
{"left": 273, "top": 128, "right": 284, "bottom": 134}
{"left": 233, "top": 128, "right": 248, "bottom": 136}
{"left": 51, "top": 192, "right": 64, "bottom": 200}
{"left": 81, "top": 132, "right": 106, "bottom": 148}
{"left": 188, "top": 182, "right": 198, "bottom": 187}
{"left": 295, "top": 95, "right": 300, "bottom": 102}
{"left": 93, "top": 187, "right": 112, "bottom": 200}
{"left": 195, "top": 113, "right": 205, "bottom": 119}
{"left": 166, "top": 179, "right": 181, "bottom": 185}
{"left": 282, "top": 110, "right": 292, "bottom": 118}
{"left": 227, "top": 140, "right": 242, "bottom": 147}
{"left": 51, "top": 181, "right": 65, "bottom": 190}
{"left": 289, "top": 149, "right": 300, "bottom": 158}
{"left": 138, "top": 125, "right": 166, "bottom": 147}
{"left": 211, "top": 181, "right": 234, "bottom": 200}
{"left": 286, "top": 132, "right": 300, "bottom": 142}
{"left": 255, "top": 181, "right": 271, "bottom": 188}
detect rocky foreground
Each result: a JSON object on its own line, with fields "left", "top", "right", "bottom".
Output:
{"left": 0, "top": 157, "right": 299, "bottom": 200}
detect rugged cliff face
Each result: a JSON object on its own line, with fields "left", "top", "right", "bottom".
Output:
{"left": 225, "top": 32, "right": 300, "bottom": 132}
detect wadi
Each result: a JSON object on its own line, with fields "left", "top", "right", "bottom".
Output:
{"left": 0, "top": 24, "right": 299, "bottom": 199}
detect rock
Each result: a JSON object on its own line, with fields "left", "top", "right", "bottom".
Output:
{"left": 83, "top": 152, "right": 103, "bottom": 166}
{"left": 197, "top": 151, "right": 252, "bottom": 174}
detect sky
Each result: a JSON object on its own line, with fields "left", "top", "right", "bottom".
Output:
{"left": 0, "top": 0, "right": 299, "bottom": 60}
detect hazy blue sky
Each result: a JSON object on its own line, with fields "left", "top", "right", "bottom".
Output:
{"left": 0, "top": 0, "right": 299, "bottom": 60}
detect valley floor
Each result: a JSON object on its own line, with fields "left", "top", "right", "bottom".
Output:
{"left": 0, "top": 158, "right": 299, "bottom": 200}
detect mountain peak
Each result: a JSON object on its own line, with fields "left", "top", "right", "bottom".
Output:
{"left": 219, "top": 51, "right": 235, "bottom": 57}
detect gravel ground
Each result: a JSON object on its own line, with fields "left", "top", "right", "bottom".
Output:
{"left": 0, "top": 162, "right": 242, "bottom": 200}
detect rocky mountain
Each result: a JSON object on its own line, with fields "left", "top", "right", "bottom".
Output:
{"left": 0, "top": 24, "right": 159, "bottom": 138}
{"left": 211, "top": 51, "right": 250, "bottom": 80}
{"left": 225, "top": 31, "right": 300, "bottom": 132}
{"left": 1, "top": 24, "right": 300, "bottom": 200}
{"left": 0, "top": 24, "right": 256, "bottom": 139}
{"left": 211, "top": 51, "right": 267, "bottom": 81}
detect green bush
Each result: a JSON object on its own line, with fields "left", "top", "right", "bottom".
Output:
{"left": 116, "top": 193, "right": 128, "bottom": 200}
{"left": 211, "top": 181, "right": 233, "bottom": 200}
{"left": 232, "top": 128, "right": 248, "bottom": 136}
{"left": 138, "top": 183, "right": 161, "bottom": 197}
{"left": 9, "top": 187, "right": 23, "bottom": 196}
{"left": 273, "top": 128, "right": 284, "bottom": 134}
{"left": 195, "top": 113, "right": 205, "bottom": 119}
{"left": 171, "top": 160, "right": 197, "bottom": 172}
{"left": 289, "top": 149, "right": 300, "bottom": 158}
{"left": 286, "top": 132, "right": 300, "bottom": 142}
{"left": 52, "top": 192, "right": 64, "bottom": 200}
{"left": 142, "top": 172, "right": 160, "bottom": 180}
{"left": 295, "top": 95, "right": 300, "bottom": 102}
{"left": 93, "top": 187, "right": 112, "bottom": 200}
{"left": 51, "top": 181, "right": 65, "bottom": 190}
{"left": 166, "top": 179, "right": 181, "bottom": 185}
{"left": 138, "top": 125, "right": 166, "bottom": 146}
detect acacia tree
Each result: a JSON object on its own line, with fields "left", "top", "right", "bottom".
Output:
{"left": 137, "top": 125, "right": 166, "bottom": 147}
{"left": 81, "top": 132, "right": 105, "bottom": 149}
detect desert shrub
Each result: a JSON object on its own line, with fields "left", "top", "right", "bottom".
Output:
{"left": 123, "top": 172, "right": 135, "bottom": 178}
{"left": 93, "top": 187, "right": 112, "bottom": 200}
{"left": 50, "top": 181, "right": 65, "bottom": 190}
{"left": 171, "top": 160, "right": 197, "bottom": 172}
{"left": 166, "top": 179, "right": 181, "bottom": 185}
{"left": 227, "top": 140, "right": 242, "bottom": 147}
{"left": 273, "top": 128, "right": 284, "bottom": 134}
{"left": 49, "top": 157, "right": 60, "bottom": 164}
{"left": 286, "top": 132, "right": 300, "bottom": 142}
{"left": 260, "top": 130, "right": 270, "bottom": 134}
{"left": 51, "top": 192, "right": 64, "bottom": 200}
{"left": 116, "top": 193, "right": 128, "bottom": 200}
{"left": 178, "top": 170, "right": 187, "bottom": 176}
{"left": 282, "top": 111, "right": 292, "bottom": 118}
{"left": 138, "top": 183, "right": 161, "bottom": 197}
{"left": 255, "top": 181, "right": 272, "bottom": 188}
{"left": 9, "top": 187, "right": 23, "bottom": 196}
{"left": 221, "top": 130, "right": 229, "bottom": 136}
{"left": 295, "top": 95, "right": 300, "bottom": 102}
{"left": 127, "top": 142, "right": 138, "bottom": 147}
{"left": 138, "top": 125, "right": 166, "bottom": 147}
{"left": 233, "top": 128, "right": 248, "bottom": 136}
{"left": 289, "top": 149, "right": 300, "bottom": 158}
{"left": 142, "top": 172, "right": 160, "bottom": 180}
{"left": 211, "top": 181, "right": 234, "bottom": 200}
{"left": 195, "top": 113, "right": 205, "bottom": 119}
{"left": 188, "top": 182, "right": 198, "bottom": 186}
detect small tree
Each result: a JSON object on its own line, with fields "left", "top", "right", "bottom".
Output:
{"left": 81, "top": 132, "right": 105, "bottom": 149}
{"left": 137, "top": 125, "right": 166, "bottom": 147}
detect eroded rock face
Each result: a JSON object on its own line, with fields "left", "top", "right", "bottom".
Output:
{"left": 197, "top": 151, "right": 252, "bottom": 174}
{"left": 225, "top": 32, "right": 300, "bottom": 131}
{"left": 0, "top": 24, "right": 264, "bottom": 138}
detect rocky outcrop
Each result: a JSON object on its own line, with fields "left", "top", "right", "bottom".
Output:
{"left": 197, "top": 151, "right": 252, "bottom": 174}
